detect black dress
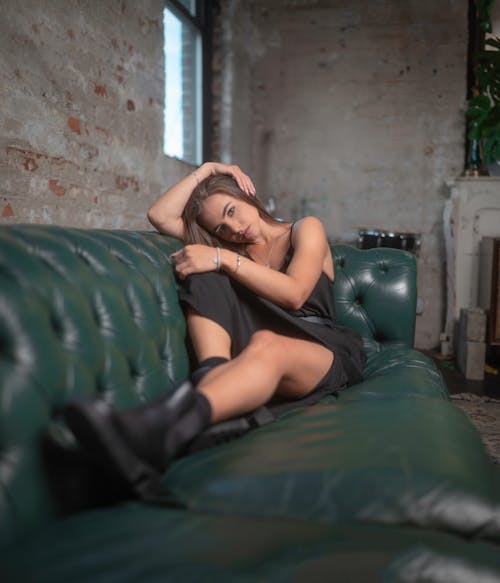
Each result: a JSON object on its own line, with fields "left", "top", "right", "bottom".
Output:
{"left": 177, "top": 235, "right": 365, "bottom": 394}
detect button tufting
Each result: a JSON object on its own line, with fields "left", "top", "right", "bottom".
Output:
{"left": 50, "top": 315, "right": 63, "bottom": 337}
{"left": 0, "top": 225, "right": 191, "bottom": 546}
{"left": 128, "top": 360, "right": 138, "bottom": 377}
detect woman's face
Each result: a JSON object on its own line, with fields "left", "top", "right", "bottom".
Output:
{"left": 198, "top": 193, "right": 261, "bottom": 244}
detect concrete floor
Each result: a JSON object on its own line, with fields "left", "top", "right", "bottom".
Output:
{"left": 429, "top": 349, "right": 500, "bottom": 399}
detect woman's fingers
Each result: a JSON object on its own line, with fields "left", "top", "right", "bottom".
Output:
{"left": 171, "top": 245, "right": 219, "bottom": 278}
{"left": 230, "top": 166, "right": 256, "bottom": 196}
{"left": 241, "top": 174, "right": 256, "bottom": 196}
{"left": 209, "top": 162, "right": 256, "bottom": 196}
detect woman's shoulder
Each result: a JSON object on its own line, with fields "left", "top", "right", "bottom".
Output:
{"left": 290, "top": 216, "right": 327, "bottom": 243}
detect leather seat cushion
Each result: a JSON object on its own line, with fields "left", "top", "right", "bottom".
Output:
{"left": 164, "top": 397, "right": 500, "bottom": 540}
{"left": 340, "top": 348, "right": 449, "bottom": 402}
{"left": 2, "top": 503, "right": 500, "bottom": 582}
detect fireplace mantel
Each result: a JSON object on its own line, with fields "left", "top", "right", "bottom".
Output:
{"left": 444, "top": 177, "right": 500, "bottom": 343}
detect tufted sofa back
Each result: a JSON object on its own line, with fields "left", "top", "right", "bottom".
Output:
{"left": 332, "top": 244, "right": 416, "bottom": 355}
{"left": 0, "top": 227, "right": 416, "bottom": 549}
{"left": 0, "top": 226, "right": 188, "bottom": 547}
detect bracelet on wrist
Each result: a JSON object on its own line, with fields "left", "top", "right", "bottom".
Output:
{"left": 234, "top": 254, "right": 241, "bottom": 273}
{"left": 212, "top": 247, "right": 221, "bottom": 271}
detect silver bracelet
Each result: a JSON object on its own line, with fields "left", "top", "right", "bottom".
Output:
{"left": 234, "top": 254, "right": 241, "bottom": 273}
{"left": 212, "top": 247, "right": 221, "bottom": 271}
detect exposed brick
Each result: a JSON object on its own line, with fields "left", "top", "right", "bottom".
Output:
{"left": 67, "top": 117, "right": 81, "bottom": 135}
{"left": 115, "top": 175, "right": 139, "bottom": 192}
{"left": 0, "top": 1, "right": 193, "bottom": 234}
{"left": 48, "top": 179, "right": 66, "bottom": 197}
{"left": 6, "top": 146, "right": 76, "bottom": 173}
{"left": 2, "top": 203, "right": 14, "bottom": 218}
{"left": 23, "top": 156, "right": 38, "bottom": 172}
{"left": 94, "top": 84, "right": 108, "bottom": 97}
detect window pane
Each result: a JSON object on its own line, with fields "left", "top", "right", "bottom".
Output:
{"left": 178, "top": 0, "right": 196, "bottom": 16}
{"left": 163, "top": 7, "right": 202, "bottom": 165}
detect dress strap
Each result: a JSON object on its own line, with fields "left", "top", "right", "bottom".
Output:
{"left": 288, "top": 221, "right": 297, "bottom": 250}
{"left": 279, "top": 222, "right": 297, "bottom": 272}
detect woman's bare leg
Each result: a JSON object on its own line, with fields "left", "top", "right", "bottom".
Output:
{"left": 65, "top": 316, "right": 334, "bottom": 480}
{"left": 186, "top": 308, "right": 232, "bottom": 361}
{"left": 186, "top": 308, "right": 335, "bottom": 424}
{"left": 197, "top": 330, "right": 334, "bottom": 424}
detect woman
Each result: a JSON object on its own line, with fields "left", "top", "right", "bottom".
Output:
{"left": 65, "top": 162, "right": 365, "bottom": 496}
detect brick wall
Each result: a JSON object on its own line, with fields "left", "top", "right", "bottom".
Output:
{"left": 215, "top": 0, "right": 469, "bottom": 350}
{"left": 0, "top": 0, "right": 192, "bottom": 229}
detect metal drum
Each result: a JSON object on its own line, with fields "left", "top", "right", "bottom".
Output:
{"left": 379, "top": 231, "right": 403, "bottom": 248}
{"left": 399, "top": 232, "right": 421, "bottom": 254}
{"left": 358, "top": 229, "right": 382, "bottom": 249}
{"left": 358, "top": 229, "right": 420, "bottom": 255}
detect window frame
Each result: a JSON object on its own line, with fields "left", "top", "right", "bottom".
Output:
{"left": 164, "top": 0, "right": 212, "bottom": 165}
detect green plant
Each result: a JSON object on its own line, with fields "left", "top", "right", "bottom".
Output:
{"left": 466, "top": 36, "right": 500, "bottom": 165}
{"left": 476, "top": 0, "right": 496, "bottom": 32}
{"left": 466, "top": 0, "right": 500, "bottom": 166}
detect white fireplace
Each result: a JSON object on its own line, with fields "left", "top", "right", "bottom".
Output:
{"left": 443, "top": 177, "right": 500, "bottom": 348}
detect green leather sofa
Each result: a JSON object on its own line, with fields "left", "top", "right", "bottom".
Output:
{"left": 1, "top": 225, "right": 500, "bottom": 582}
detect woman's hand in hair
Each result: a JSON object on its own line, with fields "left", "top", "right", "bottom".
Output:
{"left": 171, "top": 245, "right": 222, "bottom": 279}
{"left": 206, "top": 162, "right": 256, "bottom": 196}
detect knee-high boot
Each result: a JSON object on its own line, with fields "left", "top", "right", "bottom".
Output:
{"left": 64, "top": 380, "right": 212, "bottom": 497}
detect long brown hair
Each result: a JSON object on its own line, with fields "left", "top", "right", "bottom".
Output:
{"left": 182, "top": 174, "right": 279, "bottom": 251}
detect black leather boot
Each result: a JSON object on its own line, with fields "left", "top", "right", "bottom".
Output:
{"left": 64, "top": 381, "right": 212, "bottom": 497}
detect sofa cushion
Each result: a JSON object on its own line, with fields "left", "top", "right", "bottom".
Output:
{"left": 2, "top": 503, "right": 500, "bottom": 582}
{"left": 164, "top": 397, "right": 500, "bottom": 541}
{"left": 340, "top": 348, "right": 448, "bottom": 402}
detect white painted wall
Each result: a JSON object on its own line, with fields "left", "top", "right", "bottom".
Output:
{"left": 444, "top": 177, "right": 500, "bottom": 343}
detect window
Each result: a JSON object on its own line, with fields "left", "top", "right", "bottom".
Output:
{"left": 163, "top": 1, "right": 210, "bottom": 165}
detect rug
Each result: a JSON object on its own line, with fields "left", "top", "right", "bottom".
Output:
{"left": 451, "top": 393, "right": 500, "bottom": 465}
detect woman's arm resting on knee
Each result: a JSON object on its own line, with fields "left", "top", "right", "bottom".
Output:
{"left": 224, "top": 217, "right": 332, "bottom": 310}
{"left": 173, "top": 217, "right": 333, "bottom": 311}
{"left": 147, "top": 162, "right": 255, "bottom": 240}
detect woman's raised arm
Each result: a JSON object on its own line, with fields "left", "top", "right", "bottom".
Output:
{"left": 147, "top": 162, "right": 255, "bottom": 240}
{"left": 147, "top": 163, "right": 209, "bottom": 240}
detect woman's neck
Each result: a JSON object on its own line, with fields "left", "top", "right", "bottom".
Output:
{"left": 247, "top": 220, "right": 292, "bottom": 268}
